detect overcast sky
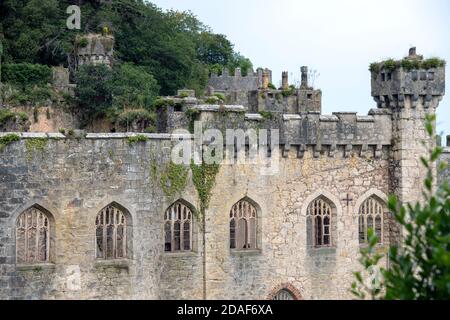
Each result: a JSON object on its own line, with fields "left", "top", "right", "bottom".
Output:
{"left": 152, "top": 0, "right": 450, "bottom": 138}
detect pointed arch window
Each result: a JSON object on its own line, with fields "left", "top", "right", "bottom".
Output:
{"left": 229, "top": 199, "right": 258, "bottom": 250}
{"left": 359, "top": 196, "right": 384, "bottom": 243}
{"left": 273, "top": 289, "right": 295, "bottom": 300}
{"left": 306, "top": 197, "right": 334, "bottom": 247}
{"left": 164, "top": 201, "right": 193, "bottom": 252}
{"left": 16, "top": 206, "right": 52, "bottom": 264}
{"left": 96, "top": 204, "right": 130, "bottom": 259}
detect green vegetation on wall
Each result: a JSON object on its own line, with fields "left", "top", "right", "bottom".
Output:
{"left": 281, "top": 85, "right": 296, "bottom": 97}
{"left": 25, "top": 137, "right": 48, "bottom": 161}
{"left": 126, "top": 134, "right": 148, "bottom": 145}
{"left": 185, "top": 108, "right": 200, "bottom": 133}
{"left": 0, "top": 133, "right": 21, "bottom": 151}
{"left": 190, "top": 160, "right": 220, "bottom": 217}
{"left": 0, "top": 108, "right": 28, "bottom": 125}
{"left": 259, "top": 110, "right": 274, "bottom": 120}
{"left": 160, "top": 162, "right": 189, "bottom": 200}
{"left": 369, "top": 57, "right": 446, "bottom": 73}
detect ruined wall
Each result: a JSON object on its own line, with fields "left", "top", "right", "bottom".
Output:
{"left": 0, "top": 131, "right": 395, "bottom": 300}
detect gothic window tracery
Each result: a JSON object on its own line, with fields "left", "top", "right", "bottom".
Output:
{"left": 96, "top": 204, "right": 129, "bottom": 259}
{"left": 164, "top": 201, "right": 193, "bottom": 252}
{"left": 230, "top": 199, "right": 258, "bottom": 250}
{"left": 16, "top": 206, "right": 51, "bottom": 264}
{"left": 358, "top": 196, "right": 384, "bottom": 244}
{"left": 306, "top": 197, "right": 334, "bottom": 247}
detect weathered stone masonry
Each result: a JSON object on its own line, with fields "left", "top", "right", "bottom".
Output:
{"left": 0, "top": 132, "right": 393, "bottom": 300}
{"left": 0, "top": 48, "right": 446, "bottom": 300}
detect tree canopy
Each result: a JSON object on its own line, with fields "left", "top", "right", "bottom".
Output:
{"left": 0, "top": 0, "right": 253, "bottom": 95}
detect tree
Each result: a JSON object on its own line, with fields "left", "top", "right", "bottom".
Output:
{"left": 0, "top": 0, "right": 253, "bottom": 96}
{"left": 110, "top": 62, "right": 159, "bottom": 110}
{"left": 75, "top": 64, "right": 113, "bottom": 122}
{"left": 351, "top": 114, "right": 450, "bottom": 300}
{"left": 197, "top": 32, "right": 234, "bottom": 66}
{"left": 227, "top": 52, "right": 253, "bottom": 76}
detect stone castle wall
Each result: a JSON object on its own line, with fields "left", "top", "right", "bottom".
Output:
{"left": 0, "top": 132, "right": 395, "bottom": 300}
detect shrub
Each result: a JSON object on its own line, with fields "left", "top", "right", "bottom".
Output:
{"left": 369, "top": 63, "right": 381, "bottom": 73}
{"left": 0, "top": 133, "right": 21, "bottom": 151}
{"left": 213, "top": 93, "right": 225, "bottom": 102}
{"left": 127, "top": 134, "right": 148, "bottom": 145}
{"left": 371, "top": 57, "right": 446, "bottom": 73}
{"left": 7, "top": 85, "right": 54, "bottom": 106}
{"left": 2, "top": 63, "right": 52, "bottom": 88}
{"left": 422, "top": 58, "right": 446, "bottom": 69}
{"left": 205, "top": 97, "right": 219, "bottom": 104}
{"left": 382, "top": 59, "right": 400, "bottom": 72}
{"left": 268, "top": 83, "right": 276, "bottom": 90}
{"left": 77, "top": 37, "right": 89, "bottom": 48}
{"left": 0, "top": 109, "right": 16, "bottom": 124}
{"left": 152, "top": 98, "right": 174, "bottom": 109}
{"left": 0, "top": 109, "right": 29, "bottom": 125}
{"left": 281, "top": 87, "right": 296, "bottom": 97}
{"left": 259, "top": 110, "right": 273, "bottom": 120}
{"left": 117, "top": 109, "right": 156, "bottom": 125}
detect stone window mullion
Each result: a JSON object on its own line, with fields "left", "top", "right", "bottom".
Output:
{"left": 229, "top": 199, "right": 258, "bottom": 250}
{"left": 359, "top": 196, "right": 385, "bottom": 244}
{"left": 165, "top": 201, "right": 193, "bottom": 253}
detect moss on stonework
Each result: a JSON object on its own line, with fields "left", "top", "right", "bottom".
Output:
{"left": 127, "top": 134, "right": 148, "bottom": 145}
{"left": 259, "top": 110, "right": 274, "bottom": 120}
{"left": 185, "top": 108, "right": 200, "bottom": 133}
{"left": 150, "top": 158, "right": 158, "bottom": 181}
{"left": 190, "top": 160, "right": 220, "bottom": 217}
{"left": 281, "top": 86, "right": 296, "bottom": 97}
{"left": 0, "top": 133, "right": 21, "bottom": 152}
{"left": 160, "top": 162, "right": 189, "bottom": 200}
{"left": 25, "top": 138, "right": 48, "bottom": 161}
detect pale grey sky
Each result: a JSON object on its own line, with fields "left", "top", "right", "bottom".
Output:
{"left": 152, "top": 0, "right": 450, "bottom": 138}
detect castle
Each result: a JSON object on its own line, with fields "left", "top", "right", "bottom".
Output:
{"left": 0, "top": 47, "right": 448, "bottom": 300}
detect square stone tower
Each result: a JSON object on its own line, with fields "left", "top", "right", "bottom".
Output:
{"left": 371, "top": 47, "right": 446, "bottom": 206}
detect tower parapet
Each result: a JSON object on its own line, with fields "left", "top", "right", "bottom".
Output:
{"left": 371, "top": 47, "right": 445, "bottom": 108}
{"left": 208, "top": 67, "right": 271, "bottom": 92}
{"left": 370, "top": 48, "right": 446, "bottom": 209}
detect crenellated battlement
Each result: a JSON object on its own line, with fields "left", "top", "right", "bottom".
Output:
{"left": 208, "top": 67, "right": 272, "bottom": 92}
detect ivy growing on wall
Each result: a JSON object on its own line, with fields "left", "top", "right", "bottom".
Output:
{"left": 160, "top": 162, "right": 189, "bottom": 200}
{"left": 190, "top": 160, "right": 220, "bottom": 218}
{"left": 185, "top": 108, "right": 200, "bottom": 133}
{"left": 25, "top": 138, "right": 48, "bottom": 161}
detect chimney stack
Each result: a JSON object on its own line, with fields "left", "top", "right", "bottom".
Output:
{"left": 301, "top": 66, "right": 308, "bottom": 88}
{"left": 281, "top": 71, "right": 289, "bottom": 90}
